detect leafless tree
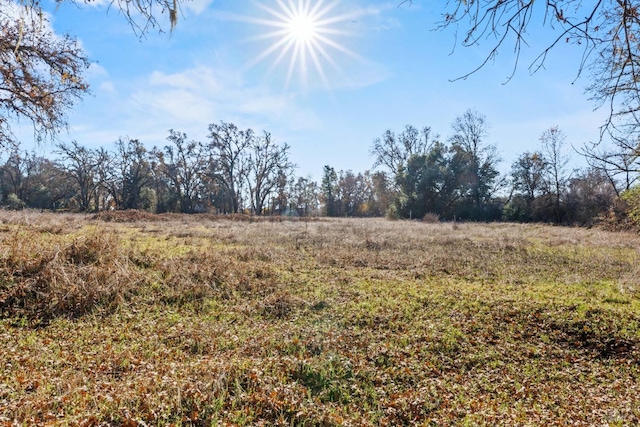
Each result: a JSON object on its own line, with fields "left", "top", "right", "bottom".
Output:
{"left": 2, "top": 0, "right": 184, "bottom": 148}
{"left": 540, "top": 126, "right": 570, "bottom": 221}
{"left": 403, "top": 1, "right": 640, "bottom": 146}
{"left": 208, "top": 121, "right": 253, "bottom": 213}
{"left": 448, "top": 109, "right": 500, "bottom": 209}
{"left": 370, "top": 125, "right": 436, "bottom": 176}
{"left": 17, "top": 0, "right": 181, "bottom": 36}
{"left": 580, "top": 135, "right": 640, "bottom": 195}
{"left": 156, "top": 130, "right": 207, "bottom": 213}
{"left": 290, "top": 176, "right": 319, "bottom": 216}
{"left": 56, "top": 140, "right": 100, "bottom": 211}
{"left": 245, "top": 132, "right": 294, "bottom": 215}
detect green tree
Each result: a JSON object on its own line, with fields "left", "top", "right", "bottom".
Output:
{"left": 448, "top": 109, "right": 501, "bottom": 218}
{"left": 621, "top": 186, "right": 640, "bottom": 228}
{"left": 321, "top": 165, "right": 338, "bottom": 217}
{"left": 369, "top": 171, "right": 395, "bottom": 217}
{"left": 394, "top": 142, "right": 461, "bottom": 219}
{"left": 506, "top": 152, "right": 548, "bottom": 221}
{"left": 0, "top": 148, "right": 27, "bottom": 201}
{"left": 0, "top": 150, "right": 73, "bottom": 210}
{"left": 114, "top": 138, "right": 153, "bottom": 211}
{"left": 511, "top": 152, "right": 547, "bottom": 202}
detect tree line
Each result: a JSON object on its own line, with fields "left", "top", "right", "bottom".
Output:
{"left": 1, "top": 110, "right": 639, "bottom": 229}
{"left": 324, "top": 109, "right": 636, "bottom": 227}
{"left": 0, "top": 122, "right": 298, "bottom": 215}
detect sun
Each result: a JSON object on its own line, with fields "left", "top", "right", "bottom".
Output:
{"left": 287, "top": 12, "right": 318, "bottom": 42}
{"left": 239, "top": 0, "right": 363, "bottom": 90}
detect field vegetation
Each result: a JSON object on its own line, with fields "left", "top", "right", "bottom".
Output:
{"left": 1, "top": 210, "right": 640, "bottom": 426}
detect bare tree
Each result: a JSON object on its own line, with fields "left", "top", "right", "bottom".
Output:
{"left": 540, "top": 126, "right": 570, "bottom": 222}
{"left": 2, "top": 0, "right": 186, "bottom": 148}
{"left": 156, "top": 130, "right": 207, "bottom": 213}
{"left": 208, "top": 121, "right": 253, "bottom": 213}
{"left": 580, "top": 136, "right": 640, "bottom": 195}
{"left": 565, "top": 167, "right": 618, "bottom": 225}
{"left": 370, "top": 125, "right": 435, "bottom": 175}
{"left": 290, "top": 176, "right": 319, "bottom": 216}
{"left": 414, "top": 1, "right": 640, "bottom": 147}
{"left": 94, "top": 147, "right": 113, "bottom": 211}
{"left": 56, "top": 140, "right": 100, "bottom": 211}
{"left": 16, "top": 0, "right": 181, "bottom": 36}
{"left": 245, "top": 132, "right": 294, "bottom": 215}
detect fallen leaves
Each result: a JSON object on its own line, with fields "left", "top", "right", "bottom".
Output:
{"left": 0, "top": 213, "right": 639, "bottom": 425}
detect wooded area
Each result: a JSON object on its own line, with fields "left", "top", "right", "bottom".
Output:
{"left": 1, "top": 0, "right": 639, "bottom": 228}
{"left": 1, "top": 110, "right": 639, "bottom": 230}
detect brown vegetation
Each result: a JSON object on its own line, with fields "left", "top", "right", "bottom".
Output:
{"left": 0, "top": 211, "right": 639, "bottom": 425}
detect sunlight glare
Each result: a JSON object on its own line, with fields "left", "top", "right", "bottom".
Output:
{"left": 288, "top": 13, "right": 318, "bottom": 43}
{"left": 240, "top": 0, "right": 364, "bottom": 90}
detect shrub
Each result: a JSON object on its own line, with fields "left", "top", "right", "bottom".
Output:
{"left": 385, "top": 205, "right": 399, "bottom": 220}
{"left": 0, "top": 231, "right": 146, "bottom": 323}
{"left": 3, "top": 193, "right": 26, "bottom": 210}
{"left": 422, "top": 212, "right": 440, "bottom": 223}
{"left": 621, "top": 186, "right": 640, "bottom": 228}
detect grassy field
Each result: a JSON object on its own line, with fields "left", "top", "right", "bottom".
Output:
{"left": 1, "top": 211, "right": 639, "bottom": 426}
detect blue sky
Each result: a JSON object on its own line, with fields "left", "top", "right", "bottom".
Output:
{"left": 32, "top": 0, "right": 607, "bottom": 178}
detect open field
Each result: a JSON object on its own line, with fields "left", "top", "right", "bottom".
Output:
{"left": 1, "top": 211, "right": 640, "bottom": 426}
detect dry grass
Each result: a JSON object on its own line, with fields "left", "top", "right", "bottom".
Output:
{"left": 0, "top": 228, "right": 145, "bottom": 323}
{"left": 1, "top": 211, "right": 640, "bottom": 425}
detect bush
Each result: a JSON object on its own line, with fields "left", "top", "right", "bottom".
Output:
{"left": 422, "top": 212, "right": 440, "bottom": 223}
{"left": 3, "top": 193, "right": 26, "bottom": 210}
{"left": 621, "top": 186, "right": 640, "bottom": 228}
{"left": 0, "top": 231, "right": 146, "bottom": 324}
{"left": 385, "top": 205, "right": 399, "bottom": 220}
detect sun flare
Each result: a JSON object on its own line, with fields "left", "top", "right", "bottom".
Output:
{"left": 287, "top": 13, "right": 318, "bottom": 42}
{"left": 240, "top": 0, "right": 363, "bottom": 90}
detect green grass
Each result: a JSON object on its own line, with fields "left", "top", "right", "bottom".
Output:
{"left": 1, "top": 211, "right": 639, "bottom": 425}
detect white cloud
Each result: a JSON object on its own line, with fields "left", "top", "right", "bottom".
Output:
{"left": 149, "top": 67, "right": 221, "bottom": 92}
{"left": 99, "top": 81, "right": 116, "bottom": 93}
{"left": 87, "top": 63, "right": 110, "bottom": 79}
{"left": 132, "top": 66, "right": 322, "bottom": 129}
{"left": 130, "top": 87, "right": 216, "bottom": 124}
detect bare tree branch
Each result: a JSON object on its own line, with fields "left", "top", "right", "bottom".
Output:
{"left": 0, "top": 1, "right": 90, "bottom": 147}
